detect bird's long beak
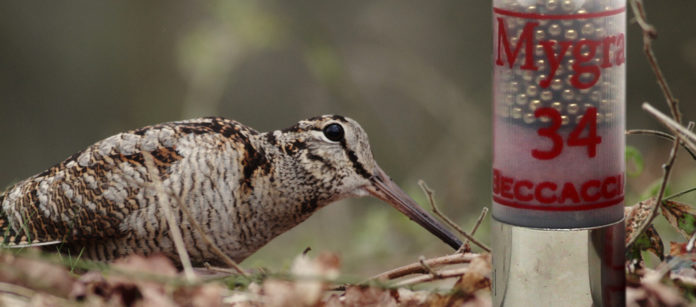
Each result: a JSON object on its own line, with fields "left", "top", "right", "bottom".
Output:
{"left": 365, "top": 165, "right": 463, "bottom": 250}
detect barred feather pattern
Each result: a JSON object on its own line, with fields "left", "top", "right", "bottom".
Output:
{"left": 0, "top": 116, "right": 377, "bottom": 265}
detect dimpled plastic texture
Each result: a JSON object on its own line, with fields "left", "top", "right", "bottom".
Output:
{"left": 492, "top": 0, "right": 626, "bottom": 228}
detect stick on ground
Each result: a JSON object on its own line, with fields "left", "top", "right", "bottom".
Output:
{"left": 458, "top": 207, "right": 488, "bottom": 253}
{"left": 143, "top": 152, "right": 196, "bottom": 282}
{"left": 370, "top": 253, "right": 477, "bottom": 281}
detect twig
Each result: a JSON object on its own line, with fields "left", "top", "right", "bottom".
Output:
{"left": 627, "top": 121, "right": 679, "bottom": 248}
{"left": 418, "top": 255, "right": 442, "bottom": 278}
{"left": 174, "top": 190, "right": 248, "bottom": 277}
{"left": 369, "top": 253, "right": 477, "bottom": 281}
{"left": 417, "top": 180, "right": 490, "bottom": 252}
{"left": 626, "top": 107, "right": 696, "bottom": 247}
{"left": 636, "top": 107, "right": 696, "bottom": 242}
{"left": 626, "top": 129, "right": 696, "bottom": 160}
{"left": 394, "top": 267, "right": 471, "bottom": 287}
{"left": 665, "top": 187, "right": 696, "bottom": 201}
{"left": 142, "top": 152, "right": 196, "bottom": 282}
{"left": 638, "top": 106, "right": 696, "bottom": 234}
{"left": 458, "top": 208, "right": 488, "bottom": 253}
{"left": 119, "top": 167, "right": 248, "bottom": 276}
{"left": 625, "top": 0, "right": 684, "bottom": 247}
{"left": 641, "top": 106, "right": 696, "bottom": 152}
{"left": 631, "top": 111, "right": 696, "bottom": 246}
{"left": 629, "top": 0, "right": 680, "bottom": 121}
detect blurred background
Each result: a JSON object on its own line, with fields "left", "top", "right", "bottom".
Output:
{"left": 1, "top": 1, "right": 695, "bottom": 276}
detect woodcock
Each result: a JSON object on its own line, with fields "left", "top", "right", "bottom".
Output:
{"left": 0, "top": 115, "right": 462, "bottom": 265}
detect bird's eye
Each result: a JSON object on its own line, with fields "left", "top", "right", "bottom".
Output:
{"left": 323, "top": 123, "right": 344, "bottom": 142}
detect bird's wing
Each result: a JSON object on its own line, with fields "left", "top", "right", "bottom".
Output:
{"left": 0, "top": 117, "right": 256, "bottom": 248}
{"left": 0, "top": 193, "right": 58, "bottom": 247}
{"left": 0, "top": 144, "right": 180, "bottom": 247}
{"left": 0, "top": 124, "right": 189, "bottom": 247}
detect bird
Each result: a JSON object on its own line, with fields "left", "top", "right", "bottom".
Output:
{"left": 0, "top": 115, "right": 462, "bottom": 266}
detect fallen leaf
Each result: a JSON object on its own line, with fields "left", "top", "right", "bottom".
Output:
{"left": 453, "top": 253, "right": 491, "bottom": 294}
{"left": 428, "top": 290, "right": 491, "bottom": 307}
{"left": 70, "top": 254, "right": 182, "bottom": 306}
{"left": 259, "top": 252, "right": 341, "bottom": 307}
{"left": 627, "top": 268, "right": 688, "bottom": 307}
{"left": 341, "top": 286, "right": 397, "bottom": 307}
{"left": 627, "top": 225, "right": 664, "bottom": 261}
{"left": 109, "top": 254, "right": 179, "bottom": 307}
{"left": 0, "top": 292, "right": 29, "bottom": 307}
{"left": 111, "top": 253, "right": 178, "bottom": 277}
{"left": 625, "top": 198, "right": 656, "bottom": 246}
{"left": 70, "top": 271, "right": 108, "bottom": 301}
{"left": 0, "top": 249, "right": 75, "bottom": 298}
{"left": 661, "top": 200, "right": 696, "bottom": 239}
{"left": 174, "top": 283, "right": 225, "bottom": 307}
{"left": 669, "top": 242, "right": 688, "bottom": 257}
{"left": 262, "top": 279, "right": 306, "bottom": 307}
{"left": 396, "top": 288, "right": 431, "bottom": 306}
{"left": 290, "top": 252, "right": 340, "bottom": 305}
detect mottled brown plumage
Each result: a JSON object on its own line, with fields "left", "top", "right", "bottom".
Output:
{"left": 1, "top": 115, "right": 461, "bottom": 265}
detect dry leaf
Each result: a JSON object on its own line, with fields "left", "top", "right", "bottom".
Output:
{"left": 625, "top": 198, "right": 656, "bottom": 246}
{"left": 223, "top": 283, "right": 263, "bottom": 306}
{"left": 70, "top": 271, "right": 108, "bottom": 301}
{"left": 669, "top": 242, "right": 689, "bottom": 257}
{"left": 453, "top": 253, "right": 491, "bottom": 294}
{"left": 395, "top": 288, "right": 431, "bottom": 306}
{"left": 291, "top": 252, "right": 340, "bottom": 305}
{"left": 627, "top": 225, "right": 664, "bottom": 261}
{"left": 111, "top": 253, "right": 178, "bottom": 277}
{"left": 262, "top": 279, "right": 306, "bottom": 307}
{"left": 672, "top": 269, "right": 696, "bottom": 290}
{"left": 341, "top": 286, "right": 397, "bottom": 307}
{"left": 174, "top": 283, "right": 225, "bottom": 307}
{"left": 661, "top": 200, "right": 696, "bottom": 239}
{"left": 70, "top": 254, "right": 183, "bottom": 306}
{"left": 28, "top": 294, "right": 65, "bottom": 306}
{"left": 260, "top": 252, "right": 341, "bottom": 307}
{"left": 627, "top": 269, "right": 688, "bottom": 307}
{"left": 109, "top": 254, "right": 179, "bottom": 307}
{"left": 0, "top": 293, "right": 29, "bottom": 307}
{"left": 0, "top": 250, "right": 75, "bottom": 298}
{"left": 428, "top": 290, "right": 491, "bottom": 307}
{"left": 324, "top": 286, "right": 399, "bottom": 307}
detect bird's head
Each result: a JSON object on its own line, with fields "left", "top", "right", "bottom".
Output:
{"left": 270, "top": 115, "right": 462, "bottom": 250}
